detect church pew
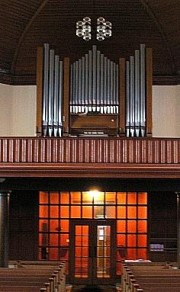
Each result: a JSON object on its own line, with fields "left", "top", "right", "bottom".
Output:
{"left": 121, "top": 263, "right": 180, "bottom": 292}
{"left": 0, "top": 262, "right": 66, "bottom": 292}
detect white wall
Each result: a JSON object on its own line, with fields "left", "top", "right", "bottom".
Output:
{"left": 152, "top": 85, "right": 180, "bottom": 137}
{"left": 0, "top": 84, "right": 13, "bottom": 136}
{"left": 0, "top": 84, "right": 36, "bottom": 136}
{"left": 0, "top": 83, "right": 179, "bottom": 137}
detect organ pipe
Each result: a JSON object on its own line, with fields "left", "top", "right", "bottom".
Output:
{"left": 39, "top": 43, "right": 150, "bottom": 138}
{"left": 125, "top": 44, "right": 147, "bottom": 137}
{"left": 42, "top": 44, "right": 63, "bottom": 137}
{"left": 70, "top": 46, "right": 119, "bottom": 115}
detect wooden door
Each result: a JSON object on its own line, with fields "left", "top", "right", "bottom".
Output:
{"left": 69, "top": 219, "right": 116, "bottom": 285}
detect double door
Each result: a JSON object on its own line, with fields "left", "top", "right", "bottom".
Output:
{"left": 69, "top": 219, "right": 116, "bottom": 285}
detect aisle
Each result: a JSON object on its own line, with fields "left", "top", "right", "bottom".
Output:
{"left": 72, "top": 285, "right": 116, "bottom": 291}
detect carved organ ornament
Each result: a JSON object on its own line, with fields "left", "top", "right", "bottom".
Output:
{"left": 36, "top": 44, "right": 152, "bottom": 138}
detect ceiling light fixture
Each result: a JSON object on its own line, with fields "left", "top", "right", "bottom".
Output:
{"left": 76, "top": 17, "right": 112, "bottom": 41}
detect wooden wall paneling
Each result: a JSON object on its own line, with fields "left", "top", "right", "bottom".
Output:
{"left": 9, "top": 191, "right": 39, "bottom": 260}
{"left": 63, "top": 57, "right": 70, "bottom": 135}
{"left": 36, "top": 47, "right": 43, "bottom": 136}
{"left": 119, "top": 58, "right": 126, "bottom": 136}
{"left": 146, "top": 48, "right": 152, "bottom": 137}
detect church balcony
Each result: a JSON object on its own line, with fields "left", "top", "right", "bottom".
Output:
{"left": 0, "top": 137, "right": 179, "bottom": 179}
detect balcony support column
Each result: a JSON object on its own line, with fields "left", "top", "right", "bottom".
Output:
{"left": 0, "top": 191, "right": 10, "bottom": 267}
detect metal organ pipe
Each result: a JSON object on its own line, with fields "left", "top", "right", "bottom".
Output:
{"left": 42, "top": 43, "right": 49, "bottom": 137}
{"left": 92, "top": 45, "right": 97, "bottom": 112}
{"left": 125, "top": 44, "right": 147, "bottom": 137}
{"left": 129, "top": 55, "right": 135, "bottom": 137}
{"left": 53, "top": 55, "right": 59, "bottom": 137}
{"left": 85, "top": 54, "right": 89, "bottom": 112}
{"left": 135, "top": 49, "right": 140, "bottom": 137}
{"left": 100, "top": 54, "right": 104, "bottom": 113}
{"left": 48, "top": 49, "right": 55, "bottom": 137}
{"left": 81, "top": 56, "right": 85, "bottom": 113}
{"left": 140, "top": 44, "right": 146, "bottom": 137}
{"left": 78, "top": 59, "right": 82, "bottom": 113}
{"left": 104, "top": 56, "right": 107, "bottom": 114}
{"left": 126, "top": 61, "right": 130, "bottom": 137}
{"left": 58, "top": 60, "right": 63, "bottom": 137}
{"left": 96, "top": 50, "right": 100, "bottom": 112}
{"left": 70, "top": 46, "right": 119, "bottom": 117}
{"left": 88, "top": 50, "right": 92, "bottom": 112}
{"left": 42, "top": 43, "right": 63, "bottom": 137}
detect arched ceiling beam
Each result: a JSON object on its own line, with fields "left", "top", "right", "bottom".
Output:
{"left": 11, "top": 0, "right": 50, "bottom": 74}
{"left": 140, "top": 0, "right": 176, "bottom": 73}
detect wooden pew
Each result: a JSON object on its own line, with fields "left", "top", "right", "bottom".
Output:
{"left": 121, "top": 262, "right": 180, "bottom": 292}
{"left": 0, "top": 261, "right": 66, "bottom": 292}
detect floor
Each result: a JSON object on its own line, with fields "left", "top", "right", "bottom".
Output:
{"left": 71, "top": 285, "right": 117, "bottom": 291}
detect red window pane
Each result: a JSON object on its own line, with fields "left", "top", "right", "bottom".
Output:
{"left": 117, "top": 192, "right": 126, "bottom": 204}
{"left": 106, "top": 206, "right": 116, "bottom": 218}
{"left": 117, "top": 234, "right": 126, "bottom": 246}
{"left": 50, "top": 219, "right": 59, "bottom": 232}
{"left": 71, "top": 192, "right": 81, "bottom": 204}
{"left": 127, "top": 192, "right": 137, "bottom": 204}
{"left": 50, "top": 192, "right": 59, "bottom": 204}
{"left": 39, "top": 206, "right": 48, "bottom": 218}
{"left": 138, "top": 192, "right": 147, "bottom": 205}
{"left": 138, "top": 220, "right": 147, "bottom": 233}
{"left": 50, "top": 206, "right": 59, "bottom": 218}
{"left": 82, "top": 206, "right": 92, "bottom": 218}
{"left": 127, "top": 220, "right": 136, "bottom": 233}
{"left": 60, "top": 206, "right": 69, "bottom": 218}
{"left": 49, "top": 248, "right": 58, "bottom": 260}
{"left": 39, "top": 192, "right": 48, "bottom": 204}
{"left": 71, "top": 206, "right": 81, "bottom": 218}
{"left": 138, "top": 207, "right": 147, "bottom": 219}
{"left": 127, "top": 206, "right": 137, "bottom": 219}
{"left": 105, "top": 192, "right": 116, "bottom": 204}
{"left": 138, "top": 235, "right": 147, "bottom": 247}
{"left": 61, "top": 192, "right": 69, "bottom": 204}
{"left": 60, "top": 220, "right": 69, "bottom": 232}
{"left": 117, "top": 220, "right": 126, "bottom": 233}
{"left": 39, "top": 220, "right": 48, "bottom": 232}
{"left": 137, "top": 248, "right": 147, "bottom": 260}
{"left": 50, "top": 233, "right": 58, "bottom": 245}
{"left": 127, "top": 234, "right": 137, "bottom": 247}
{"left": 117, "top": 206, "right": 126, "bottom": 218}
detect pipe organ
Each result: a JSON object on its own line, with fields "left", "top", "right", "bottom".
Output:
{"left": 36, "top": 44, "right": 152, "bottom": 137}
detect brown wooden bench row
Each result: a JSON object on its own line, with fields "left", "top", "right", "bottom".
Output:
{"left": 121, "top": 262, "right": 180, "bottom": 292}
{"left": 0, "top": 261, "right": 66, "bottom": 292}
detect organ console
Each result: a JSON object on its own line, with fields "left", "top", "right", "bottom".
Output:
{"left": 36, "top": 44, "right": 152, "bottom": 137}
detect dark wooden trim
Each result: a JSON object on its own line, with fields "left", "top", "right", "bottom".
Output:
{"left": 1, "top": 73, "right": 179, "bottom": 86}
{"left": 36, "top": 47, "right": 43, "bottom": 136}
{"left": 119, "top": 58, "right": 126, "bottom": 136}
{"left": 0, "top": 162, "right": 180, "bottom": 179}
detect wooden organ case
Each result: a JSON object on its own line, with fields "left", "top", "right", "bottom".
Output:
{"left": 36, "top": 44, "right": 152, "bottom": 137}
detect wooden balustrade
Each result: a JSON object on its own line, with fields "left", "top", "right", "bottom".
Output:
{"left": 0, "top": 137, "right": 179, "bottom": 178}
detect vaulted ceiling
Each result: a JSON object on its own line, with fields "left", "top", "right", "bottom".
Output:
{"left": 0, "top": 0, "right": 179, "bottom": 85}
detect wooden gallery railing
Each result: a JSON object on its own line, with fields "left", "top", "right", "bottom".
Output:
{"left": 0, "top": 137, "right": 179, "bottom": 178}
{"left": 36, "top": 44, "right": 152, "bottom": 138}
